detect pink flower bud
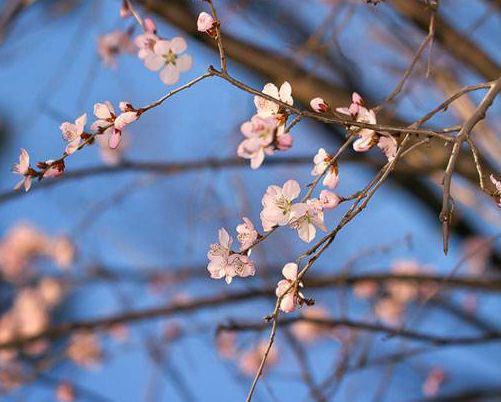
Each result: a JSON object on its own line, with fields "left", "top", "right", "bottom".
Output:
{"left": 352, "top": 92, "right": 363, "bottom": 105}
{"left": 310, "top": 97, "right": 329, "bottom": 113}
{"left": 197, "top": 12, "right": 216, "bottom": 33}
{"left": 119, "top": 1, "right": 131, "bottom": 18}
{"left": 144, "top": 17, "right": 157, "bottom": 34}
{"left": 276, "top": 133, "right": 293, "bottom": 151}
{"left": 320, "top": 190, "right": 340, "bottom": 209}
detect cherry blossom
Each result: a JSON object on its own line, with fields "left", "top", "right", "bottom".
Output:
{"left": 275, "top": 262, "right": 304, "bottom": 313}
{"left": 143, "top": 37, "right": 192, "bottom": 85}
{"left": 119, "top": 1, "right": 131, "bottom": 19}
{"left": 276, "top": 132, "right": 293, "bottom": 150}
{"left": 311, "top": 148, "right": 339, "bottom": 189}
{"left": 254, "top": 82, "right": 293, "bottom": 117}
{"left": 377, "top": 134, "right": 398, "bottom": 162}
{"left": 238, "top": 341, "right": 278, "bottom": 376}
{"left": 56, "top": 381, "right": 75, "bottom": 402}
{"left": 386, "top": 260, "right": 421, "bottom": 304}
{"left": 67, "top": 332, "right": 102, "bottom": 368}
{"left": 310, "top": 97, "right": 330, "bottom": 113}
{"left": 374, "top": 297, "right": 404, "bottom": 325}
{"left": 336, "top": 93, "right": 379, "bottom": 153}
{"left": 423, "top": 367, "right": 446, "bottom": 397}
{"left": 197, "top": 12, "right": 216, "bottom": 36}
{"left": 207, "top": 228, "right": 255, "bottom": 284}
{"left": 91, "top": 101, "right": 138, "bottom": 149}
{"left": 236, "top": 217, "right": 258, "bottom": 251}
{"left": 289, "top": 199, "right": 327, "bottom": 243}
{"left": 97, "top": 30, "right": 135, "bottom": 68}
{"left": 291, "top": 306, "right": 331, "bottom": 342}
{"left": 41, "top": 160, "right": 65, "bottom": 178}
{"left": 353, "top": 280, "right": 378, "bottom": 299}
{"left": 216, "top": 330, "right": 237, "bottom": 359}
{"left": 60, "top": 113, "right": 87, "bottom": 155}
{"left": 144, "top": 18, "right": 157, "bottom": 33}
{"left": 351, "top": 107, "right": 378, "bottom": 152}
{"left": 135, "top": 31, "right": 159, "bottom": 60}
{"left": 335, "top": 92, "right": 364, "bottom": 117}
{"left": 319, "top": 190, "right": 340, "bottom": 209}
{"left": 12, "top": 148, "right": 32, "bottom": 192}
{"left": 237, "top": 114, "right": 277, "bottom": 169}
{"left": 260, "top": 179, "right": 301, "bottom": 231}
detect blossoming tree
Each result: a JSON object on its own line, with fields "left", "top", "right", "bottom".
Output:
{"left": 0, "top": 0, "right": 500, "bottom": 401}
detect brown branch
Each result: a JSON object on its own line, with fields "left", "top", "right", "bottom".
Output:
{"left": 220, "top": 317, "right": 501, "bottom": 346}
{"left": 389, "top": 0, "right": 501, "bottom": 80}
{"left": 440, "top": 78, "right": 501, "bottom": 254}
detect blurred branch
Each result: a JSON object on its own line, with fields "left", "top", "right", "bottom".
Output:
{"left": 389, "top": 0, "right": 501, "bottom": 80}
{"left": 220, "top": 317, "right": 501, "bottom": 346}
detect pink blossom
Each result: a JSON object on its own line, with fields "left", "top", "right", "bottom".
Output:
{"left": 109, "top": 324, "right": 130, "bottom": 342}
{"left": 289, "top": 199, "right": 327, "bottom": 243}
{"left": 12, "top": 148, "right": 32, "bottom": 192}
{"left": 12, "top": 289, "right": 49, "bottom": 339}
{"left": 260, "top": 179, "right": 301, "bottom": 231}
{"left": 336, "top": 94, "right": 379, "bottom": 153}
{"left": 67, "top": 332, "right": 102, "bottom": 368}
{"left": 377, "top": 134, "right": 398, "bottom": 162}
{"left": 143, "top": 37, "right": 192, "bottom": 85}
{"left": 49, "top": 236, "right": 75, "bottom": 269}
{"left": 236, "top": 217, "right": 258, "bottom": 251}
{"left": 336, "top": 92, "right": 364, "bottom": 117}
{"left": 144, "top": 18, "right": 157, "bottom": 34}
{"left": 374, "top": 298, "right": 404, "bottom": 325}
{"left": 42, "top": 160, "right": 65, "bottom": 178}
{"left": 310, "top": 97, "right": 329, "bottom": 113}
{"left": 207, "top": 228, "right": 255, "bottom": 284}
{"left": 423, "top": 367, "right": 446, "bottom": 397}
{"left": 38, "top": 278, "right": 64, "bottom": 307}
{"left": 119, "top": 1, "right": 131, "bottom": 19}
{"left": 135, "top": 32, "right": 159, "bottom": 59}
{"left": 311, "top": 148, "right": 339, "bottom": 189}
{"left": 254, "top": 82, "right": 293, "bottom": 117}
{"left": 387, "top": 260, "right": 421, "bottom": 304}
{"left": 237, "top": 114, "right": 277, "bottom": 169}
{"left": 238, "top": 341, "right": 278, "bottom": 376}
{"left": 353, "top": 280, "right": 378, "bottom": 299}
{"left": 56, "top": 381, "right": 75, "bottom": 402}
{"left": 60, "top": 113, "right": 87, "bottom": 155}
{"left": 91, "top": 101, "right": 138, "bottom": 149}
{"left": 197, "top": 12, "right": 216, "bottom": 33}
{"left": 352, "top": 107, "right": 378, "bottom": 152}
{"left": 97, "top": 30, "right": 135, "bottom": 68}
{"left": 216, "top": 330, "right": 237, "bottom": 359}
{"left": 319, "top": 190, "right": 340, "bottom": 209}
{"left": 292, "top": 306, "right": 331, "bottom": 342}
{"left": 276, "top": 132, "right": 293, "bottom": 150}
{"left": 275, "top": 263, "right": 302, "bottom": 313}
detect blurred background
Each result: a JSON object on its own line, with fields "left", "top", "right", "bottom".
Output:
{"left": 0, "top": 0, "right": 500, "bottom": 401}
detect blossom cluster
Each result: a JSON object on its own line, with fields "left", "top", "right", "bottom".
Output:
{"left": 0, "top": 223, "right": 74, "bottom": 283}
{"left": 237, "top": 82, "right": 294, "bottom": 169}
{"left": 311, "top": 92, "right": 398, "bottom": 162}
{"left": 12, "top": 100, "right": 140, "bottom": 191}
{"left": 207, "top": 225, "right": 257, "bottom": 284}
{"left": 0, "top": 277, "right": 65, "bottom": 391}
{"left": 353, "top": 260, "right": 437, "bottom": 325}
{"left": 134, "top": 18, "right": 192, "bottom": 85}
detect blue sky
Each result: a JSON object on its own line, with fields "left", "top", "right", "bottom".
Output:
{"left": 0, "top": 0, "right": 499, "bottom": 401}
